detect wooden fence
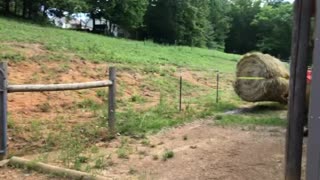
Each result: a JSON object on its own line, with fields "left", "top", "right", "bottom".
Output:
{"left": 0, "top": 62, "right": 116, "bottom": 158}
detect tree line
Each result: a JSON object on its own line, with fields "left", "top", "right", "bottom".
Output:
{"left": 0, "top": 0, "right": 293, "bottom": 59}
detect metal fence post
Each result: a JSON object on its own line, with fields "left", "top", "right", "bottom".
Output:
{"left": 0, "top": 62, "right": 7, "bottom": 159}
{"left": 179, "top": 76, "right": 182, "bottom": 112}
{"left": 108, "top": 67, "right": 116, "bottom": 134}
{"left": 216, "top": 71, "right": 220, "bottom": 103}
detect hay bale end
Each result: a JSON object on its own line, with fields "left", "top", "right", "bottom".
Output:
{"left": 234, "top": 52, "right": 289, "bottom": 104}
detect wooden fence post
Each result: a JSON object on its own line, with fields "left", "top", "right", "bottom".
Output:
{"left": 108, "top": 67, "right": 116, "bottom": 134}
{"left": 0, "top": 62, "right": 7, "bottom": 160}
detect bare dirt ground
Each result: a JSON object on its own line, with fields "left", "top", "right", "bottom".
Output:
{"left": 107, "top": 120, "right": 286, "bottom": 180}
{"left": 5, "top": 120, "right": 289, "bottom": 180}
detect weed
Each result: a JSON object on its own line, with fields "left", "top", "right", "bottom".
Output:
{"left": 106, "top": 155, "right": 114, "bottom": 166}
{"left": 138, "top": 150, "right": 148, "bottom": 156}
{"left": 58, "top": 132, "right": 87, "bottom": 168}
{"left": 116, "top": 137, "right": 131, "bottom": 159}
{"left": 130, "top": 94, "right": 146, "bottom": 103}
{"left": 30, "top": 73, "right": 41, "bottom": 82}
{"left": 38, "top": 102, "right": 51, "bottom": 112}
{"left": 152, "top": 155, "right": 159, "bottom": 161}
{"left": 72, "top": 123, "right": 102, "bottom": 141}
{"left": 74, "top": 156, "right": 88, "bottom": 170}
{"left": 76, "top": 156, "right": 89, "bottom": 163}
{"left": 48, "top": 53, "right": 71, "bottom": 61}
{"left": 57, "top": 62, "right": 70, "bottom": 73}
{"left": 128, "top": 168, "right": 138, "bottom": 175}
{"left": 117, "top": 148, "right": 129, "bottom": 159}
{"left": 43, "top": 132, "right": 58, "bottom": 152}
{"left": 162, "top": 150, "right": 174, "bottom": 161}
{"left": 84, "top": 165, "right": 92, "bottom": 173}
{"left": 39, "top": 63, "right": 49, "bottom": 73}
{"left": 7, "top": 117, "right": 16, "bottom": 129}
{"left": 143, "top": 65, "right": 160, "bottom": 74}
{"left": 183, "top": 135, "right": 188, "bottom": 141}
{"left": 94, "top": 155, "right": 107, "bottom": 169}
{"left": 215, "top": 115, "right": 223, "bottom": 120}
{"left": 90, "top": 146, "right": 99, "bottom": 154}
{"left": 30, "top": 121, "right": 42, "bottom": 141}
{"left": 0, "top": 52, "right": 25, "bottom": 62}
{"left": 96, "top": 89, "right": 108, "bottom": 100}
{"left": 159, "top": 66, "right": 176, "bottom": 76}
{"left": 77, "top": 99, "right": 101, "bottom": 112}
{"left": 36, "top": 153, "right": 49, "bottom": 163}
{"left": 141, "top": 139, "right": 150, "bottom": 146}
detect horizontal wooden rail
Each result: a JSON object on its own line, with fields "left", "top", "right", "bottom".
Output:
{"left": 9, "top": 156, "right": 108, "bottom": 180}
{"left": 7, "top": 80, "right": 112, "bottom": 93}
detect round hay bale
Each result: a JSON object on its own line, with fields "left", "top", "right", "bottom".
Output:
{"left": 234, "top": 52, "right": 289, "bottom": 104}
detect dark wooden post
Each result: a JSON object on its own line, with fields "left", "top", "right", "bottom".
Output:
{"left": 285, "top": 0, "right": 312, "bottom": 179}
{"left": 0, "top": 62, "right": 7, "bottom": 160}
{"left": 108, "top": 67, "right": 116, "bottom": 134}
{"left": 306, "top": 0, "right": 320, "bottom": 179}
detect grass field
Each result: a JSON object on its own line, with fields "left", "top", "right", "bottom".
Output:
{"left": 0, "top": 17, "right": 239, "bottom": 72}
{"left": 0, "top": 17, "right": 287, "bottom": 170}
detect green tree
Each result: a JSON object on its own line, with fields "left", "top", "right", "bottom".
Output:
{"left": 145, "top": 0, "right": 178, "bottom": 44}
{"left": 145, "top": 0, "right": 211, "bottom": 47}
{"left": 252, "top": 2, "right": 293, "bottom": 59}
{"left": 46, "top": 0, "right": 89, "bottom": 12}
{"left": 208, "top": 0, "right": 232, "bottom": 49}
{"left": 114, "top": 0, "right": 148, "bottom": 32}
{"left": 175, "top": 0, "right": 211, "bottom": 47}
{"left": 94, "top": 0, "right": 148, "bottom": 37}
{"left": 225, "top": 0, "right": 262, "bottom": 54}
{"left": 265, "top": 0, "right": 286, "bottom": 7}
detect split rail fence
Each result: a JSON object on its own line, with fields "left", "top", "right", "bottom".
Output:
{"left": 0, "top": 62, "right": 116, "bottom": 158}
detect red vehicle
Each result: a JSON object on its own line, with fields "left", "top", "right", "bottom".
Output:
{"left": 306, "top": 69, "right": 312, "bottom": 109}
{"left": 307, "top": 69, "right": 312, "bottom": 84}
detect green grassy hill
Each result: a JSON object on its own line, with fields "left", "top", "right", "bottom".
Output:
{"left": 0, "top": 17, "right": 287, "bottom": 162}
{"left": 0, "top": 17, "right": 239, "bottom": 72}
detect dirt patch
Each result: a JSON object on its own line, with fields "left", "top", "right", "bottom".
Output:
{"left": 174, "top": 69, "right": 235, "bottom": 91}
{"left": 109, "top": 121, "right": 287, "bottom": 180}
{"left": 19, "top": 120, "right": 291, "bottom": 180}
{"left": 174, "top": 71, "right": 208, "bottom": 87}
